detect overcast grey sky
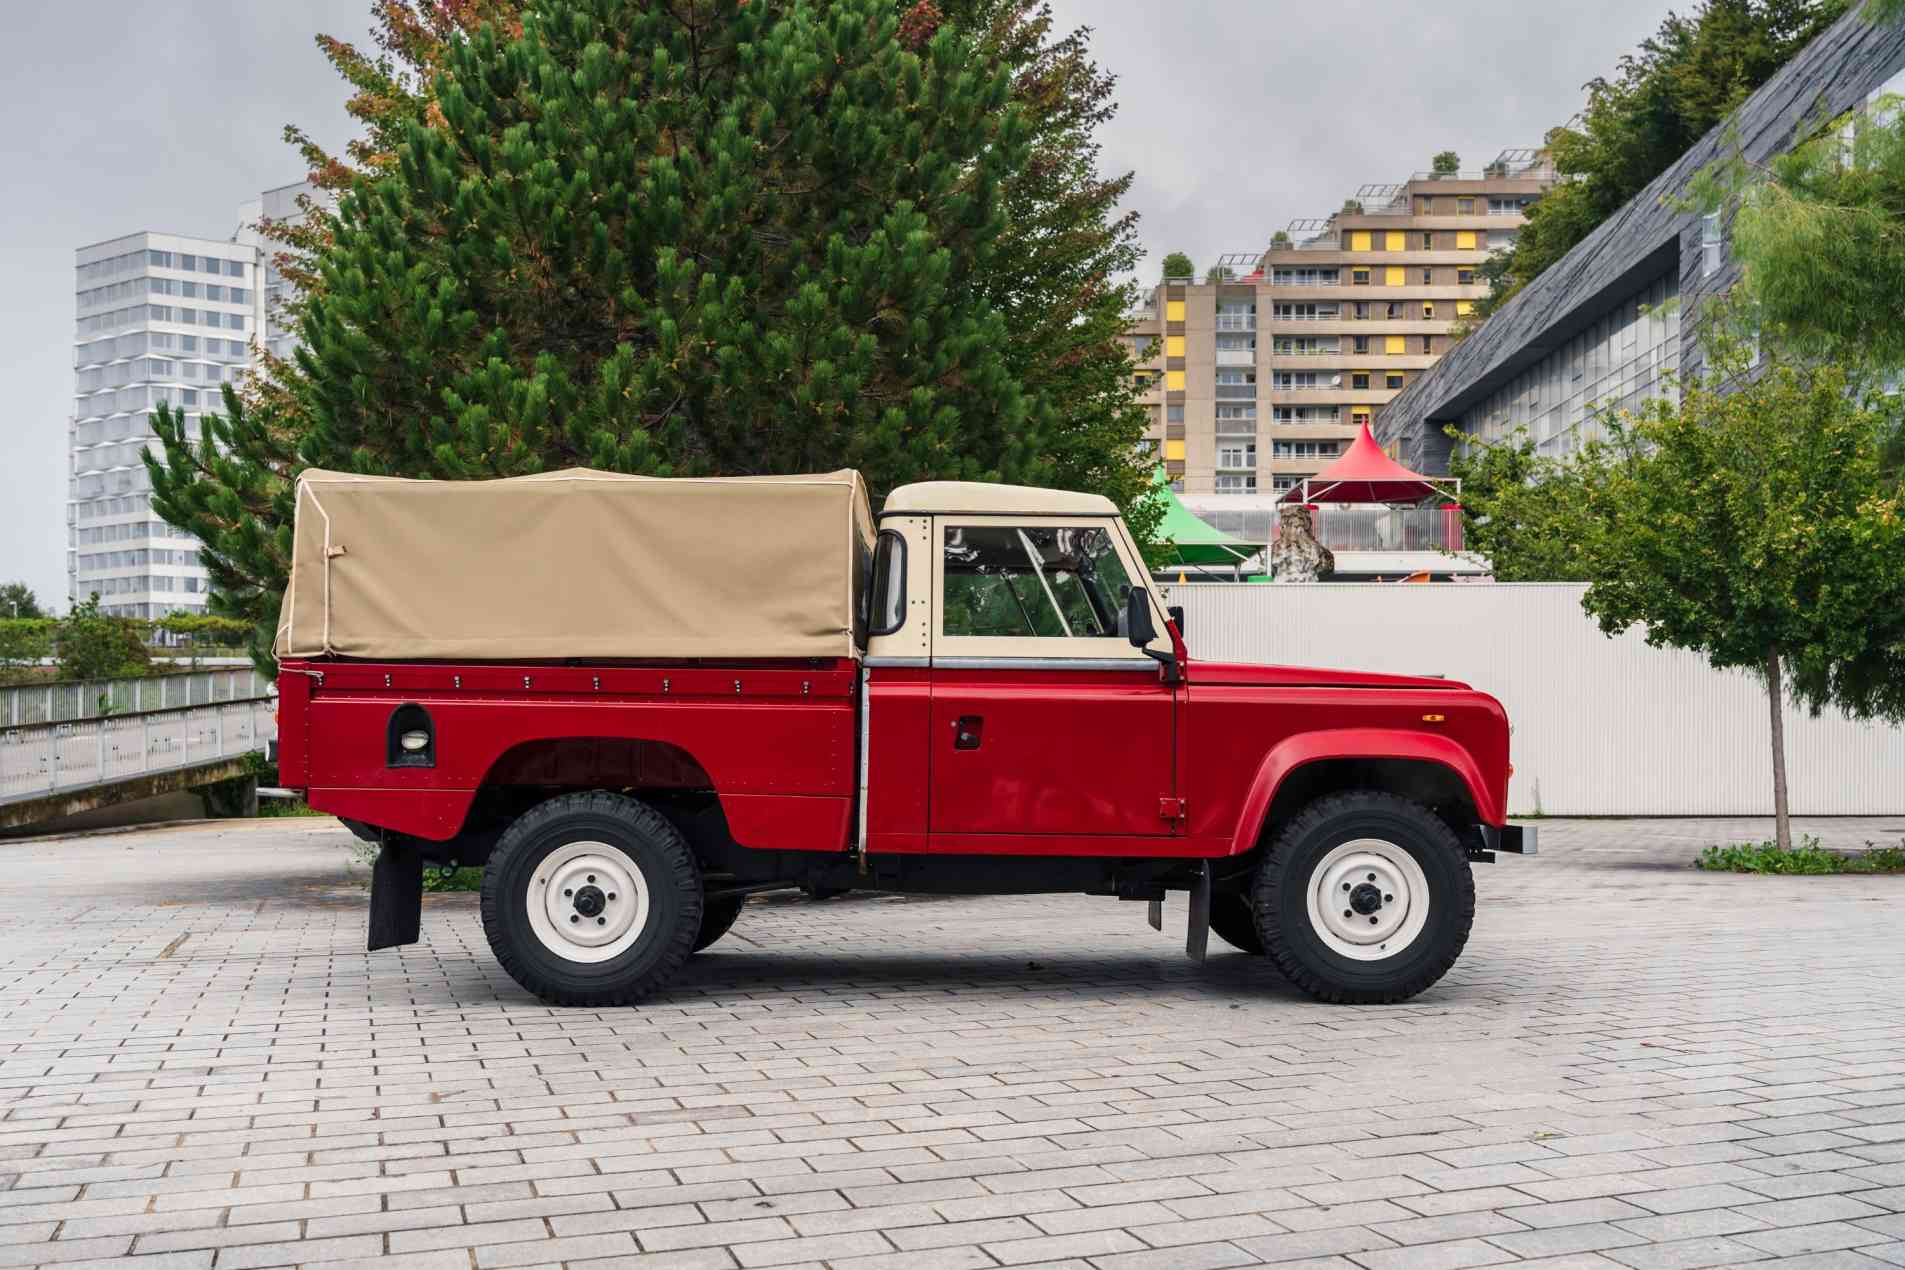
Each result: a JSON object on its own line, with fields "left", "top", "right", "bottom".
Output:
{"left": 1, "top": 0, "right": 1673, "bottom": 611}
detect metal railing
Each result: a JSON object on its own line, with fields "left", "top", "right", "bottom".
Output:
{"left": 1276, "top": 505, "right": 1466, "bottom": 553}
{"left": 0, "top": 669, "right": 270, "bottom": 727}
{"left": 0, "top": 697, "right": 276, "bottom": 805}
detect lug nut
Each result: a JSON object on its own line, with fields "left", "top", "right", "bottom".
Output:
{"left": 1341, "top": 882, "right": 1350, "bottom": 892}
{"left": 569, "top": 914, "right": 578, "bottom": 923}
{"left": 608, "top": 893, "right": 616, "bottom": 901}
{"left": 597, "top": 917, "right": 606, "bottom": 925}
{"left": 1343, "top": 909, "right": 1352, "bottom": 919}
{"left": 1385, "top": 894, "right": 1393, "bottom": 902}
{"left": 564, "top": 888, "right": 573, "bottom": 897}
{"left": 1367, "top": 873, "right": 1376, "bottom": 881}
{"left": 1368, "top": 916, "right": 1378, "bottom": 925}
{"left": 587, "top": 874, "right": 596, "bottom": 883}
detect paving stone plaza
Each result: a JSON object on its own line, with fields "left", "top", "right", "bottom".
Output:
{"left": 1, "top": 816, "right": 1903, "bottom": 1269}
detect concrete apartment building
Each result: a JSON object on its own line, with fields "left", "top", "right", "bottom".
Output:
{"left": 1380, "top": 12, "right": 1905, "bottom": 475}
{"left": 1126, "top": 150, "right": 1553, "bottom": 540}
{"left": 69, "top": 182, "right": 325, "bottom": 619}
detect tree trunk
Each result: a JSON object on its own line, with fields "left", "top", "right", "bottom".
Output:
{"left": 1766, "top": 648, "right": 1792, "bottom": 852}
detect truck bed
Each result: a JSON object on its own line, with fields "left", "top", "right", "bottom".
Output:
{"left": 277, "top": 658, "right": 859, "bottom": 850}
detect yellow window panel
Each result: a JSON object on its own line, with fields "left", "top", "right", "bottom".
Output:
{"left": 1385, "top": 267, "right": 1405, "bottom": 287}
{"left": 1165, "top": 335, "right": 1186, "bottom": 357}
{"left": 1385, "top": 231, "right": 1405, "bottom": 251}
{"left": 1456, "top": 300, "right": 1475, "bottom": 316}
{"left": 1384, "top": 335, "right": 1406, "bottom": 354}
{"left": 1163, "top": 439, "right": 1186, "bottom": 461}
{"left": 1165, "top": 370, "right": 1186, "bottom": 391}
{"left": 1350, "top": 230, "right": 1371, "bottom": 251}
{"left": 1165, "top": 300, "right": 1185, "bottom": 322}
{"left": 1456, "top": 230, "right": 1477, "bottom": 250}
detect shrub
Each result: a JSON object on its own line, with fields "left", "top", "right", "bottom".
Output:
{"left": 1696, "top": 837, "right": 1905, "bottom": 874}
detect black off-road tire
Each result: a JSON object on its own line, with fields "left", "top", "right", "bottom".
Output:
{"left": 480, "top": 791, "right": 702, "bottom": 1006}
{"left": 1252, "top": 790, "right": 1474, "bottom": 1004}
{"left": 1209, "top": 892, "right": 1265, "bottom": 954}
{"left": 691, "top": 895, "right": 747, "bottom": 953}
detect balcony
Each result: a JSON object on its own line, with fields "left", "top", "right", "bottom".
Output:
{"left": 1215, "top": 348, "right": 1255, "bottom": 366}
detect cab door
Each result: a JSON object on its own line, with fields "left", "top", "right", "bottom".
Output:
{"left": 926, "top": 517, "right": 1179, "bottom": 846}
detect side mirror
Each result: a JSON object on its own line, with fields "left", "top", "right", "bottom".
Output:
{"left": 1125, "top": 587, "right": 1156, "bottom": 647}
{"left": 1126, "top": 588, "right": 1181, "bottom": 685}
{"left": 1167, "top": 605, "right": 1186, "bottom": 639}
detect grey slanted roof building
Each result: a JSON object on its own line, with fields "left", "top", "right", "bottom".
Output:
{"left": 1377, "top": 7, "right": 1905, "bottom": 474}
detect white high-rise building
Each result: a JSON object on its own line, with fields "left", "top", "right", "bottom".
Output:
{"left": 68, "top": 182, "right": 325, "bottom": 618}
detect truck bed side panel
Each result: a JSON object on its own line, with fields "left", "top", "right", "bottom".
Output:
{"left": 287, "top": 660, "right": 857, "bottom": 848}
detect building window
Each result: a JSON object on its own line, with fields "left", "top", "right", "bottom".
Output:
{"left": 1272, "top": 268, "right": 1340, "bottom": 286}
{"left": 1701, "top": 211, "right": 1724, "bottom": 278}
{"left": 1352, "top": 302, "right": 1369, "bottom": 320}
{"left": 1421, "top": 232, "right": 1434, "bottom": 250}
{"left": 1386, "top": 373, "right": 1405, "bottom": 390}
{"left": 1166, "top": 405, "right": 1184, "bottom": 423}
{"left": 1216, "top": 333, "right": 1257, "bottom": 351}
{"left": 1165, "top": 300, "right": 1186, "bottom": 322}
{"left": 1134, "top": 372, "right": 1156, "bottom": 389}
{"left": 1351, "top": 268, "right": 1370, "bottom": 285}
{"left": 1216, "top": 404, "right": 1258, "bottom": 421}
{"left": 1384, "top": 267, "right": 1405, "bottom": 287}
{"left": 1351, "top": 408, "right": 1372, "bottom": 428}
{"left": 1165, "top": 335, "right": 1186, "bottom": 357}
{"left": 1272, "top": 475, "right": 1301, "bottom": 492}
{"left": 1385, "top": 231, "right": 1405, "bottom": 251}
{"left": 1422, "top": 303, "right": 1435, "bottom": 320}
{"left": 1351, "top": 371, "right": 1370, "bottom": 390}
{"left": 1215, "top": 302, "right": 1256, "bottom": 330}
{"left": 1420, "top": 336, "right": 1433, "bottom": 354}
{"left": 1457, "top": 268, "right": 1476, "bottom": 285}
{"left": 1164, "top": 439, "right": 1186, "bottom": 461}
{"left": 1217, "top": 442, "right": 1256, "bottom": 469}
{"left": 1457, "top": 198, "right": 1474, "bottom": 214}
{"left": 1456, "top": 300, "right": 1475, "bottom": 317}
{"left": 1349, "top": 230, "right": 1372, "bottom": 251}
{"left": 1214, "top": 474, "right": 1258, "bottom": 494}
{"left": 1165, "top": 370, "right": 1185, "bottom": 390}
{"left": 1273, "top": 441, "right": 1342, "bottom": 460}
{"left": 1386, "top": 303, "right": 1402, "bottom": 320}
{"left": 1420, "top": 269, "right": 1432, "bottom": 285}
{"left": 1352, "top": 335, "right": 1369, "bottom": 354}
{"left": 1385, "top": 335, "right": 1406, "bottom": 354}
{"left": 1131, "top": 335, "right": 1156, "bottom": 358}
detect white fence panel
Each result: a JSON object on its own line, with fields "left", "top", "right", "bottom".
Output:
{"left": 0, "top": 701, "right": 277, "bottom": 807}
{"left": 1162, "top": 582, "right": 1905, "bottom": 817}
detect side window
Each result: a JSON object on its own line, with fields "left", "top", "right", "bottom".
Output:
{"left": 868, "top": 529, "right": 906, "bottom": 636}
{"left": 943, "top": 525, "right": 1135, "bottom": 639}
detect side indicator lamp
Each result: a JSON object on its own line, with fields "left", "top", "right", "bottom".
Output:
{"left": 1421, "top": 713, "right": 1445, "bottom": 723}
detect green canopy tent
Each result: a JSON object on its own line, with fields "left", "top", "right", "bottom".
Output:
{"left": 1146, "top": 469, "right": 1263, "bottom": 576}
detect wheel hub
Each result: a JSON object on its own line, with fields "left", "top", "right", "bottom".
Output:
{"left": 1305, "top": 838, "right": 1431, "bottom": 962}
{"left": 526, "top": 842, "right": 652, "bottom": 963}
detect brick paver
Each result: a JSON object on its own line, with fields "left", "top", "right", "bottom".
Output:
{"left": 0, "top": 814, "right": 1901, "bottom": 1268}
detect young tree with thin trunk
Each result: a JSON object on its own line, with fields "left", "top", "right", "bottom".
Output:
{"left": 1577, "top": 333, "right": 1905, "bottom": 849}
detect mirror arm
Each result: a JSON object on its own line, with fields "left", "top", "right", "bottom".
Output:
{"left": 1142, "top": 646, "right": 1182, "bottom": 685}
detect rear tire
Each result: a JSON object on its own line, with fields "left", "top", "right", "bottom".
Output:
{"left": 1209, "top": 892, "right": 1264, "bottom": 954}
{"left": 691, "top": 895, "right": 747, "bottom": 952}
{"left": 480, "top": 791, "right": 702, "bottom": 1006}
{"left": 1253, "top": 790, "right": 1473, "bottom": 1004}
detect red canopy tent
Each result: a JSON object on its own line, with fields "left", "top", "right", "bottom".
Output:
{"left": 1280, "top": 422, "right": 1460, "bottom": 505}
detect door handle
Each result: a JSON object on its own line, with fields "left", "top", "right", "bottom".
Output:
{"left": 952, "top": 715, "right": 983, "bottom": 750}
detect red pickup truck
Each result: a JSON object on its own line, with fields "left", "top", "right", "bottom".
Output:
{"left": 274, "top": 469, "right": 1531, "bottom": 1006}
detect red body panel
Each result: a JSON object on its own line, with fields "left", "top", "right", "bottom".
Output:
{"left": 285, "top": 659, "right": 858, "bottom": 847}
{"left": 926, "top": 666, "right": 1176, "bottom": 839}
{"left": 282, "top": 650, "right": 1512, "bottom": 858}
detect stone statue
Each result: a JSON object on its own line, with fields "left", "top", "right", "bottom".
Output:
{"left": 1271, "top": 504, "right": 1335, "bottom": 582}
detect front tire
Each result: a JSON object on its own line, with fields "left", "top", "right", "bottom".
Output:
{"left": 480, "top": 791, "right": 702, "bottom": 1006}
{"left": 1209, "top": 892, "right": 1264, "bottom": 954}
{"left": 1253, "top": 791, "right": 1474, "bottom": 1003}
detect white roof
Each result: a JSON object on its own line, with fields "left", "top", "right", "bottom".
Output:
{"left": 883, "top": 481, "right": 1117, "bottom": 516}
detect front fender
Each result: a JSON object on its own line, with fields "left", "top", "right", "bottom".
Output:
{"left": 1229, "top": 727, "right": 1501, "bottom": 855}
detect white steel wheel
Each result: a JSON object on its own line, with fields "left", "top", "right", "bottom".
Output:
{"left": 525, "top": 840, "right": 652, "bottom": 964}
{"left": 1304, "top": 838, "right": 1430, "bottom": 962}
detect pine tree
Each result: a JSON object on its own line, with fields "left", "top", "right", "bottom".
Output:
{"left": 150, "top": 0, "right": 1154, "bottom": 657}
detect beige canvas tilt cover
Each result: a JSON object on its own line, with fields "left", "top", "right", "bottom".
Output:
{"left": 275, "top": 469, "right": 875, "bottom": 661}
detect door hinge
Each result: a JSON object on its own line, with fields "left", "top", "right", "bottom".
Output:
{"left": 1158, "top": 796, "right": 1187, "bottom": 822}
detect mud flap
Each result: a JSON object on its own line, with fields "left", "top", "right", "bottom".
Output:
{"left": 368, "top": 839, "right": 423, "bottom": 952}
{"left": 1185, "top": 861, "right": 1210, "bottom": 963}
